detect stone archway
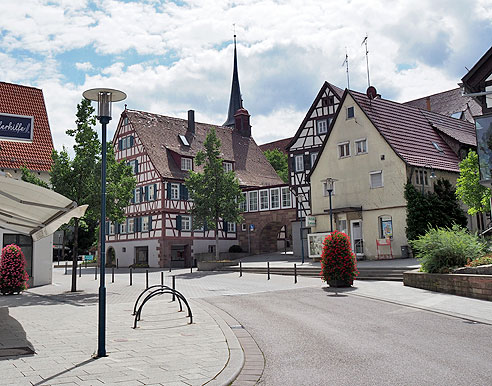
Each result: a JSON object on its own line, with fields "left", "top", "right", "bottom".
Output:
{"left": 259, "top": 221, "right": 284, "bottom": 253}
{"left": 106, "top": 247, "right": 116, "bottom": 267}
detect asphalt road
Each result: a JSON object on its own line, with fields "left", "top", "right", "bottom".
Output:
{"left": 206, "top": 287, "right": 492, "bottom": 386}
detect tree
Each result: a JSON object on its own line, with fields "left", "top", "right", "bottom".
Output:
{"left": 456, "top": 150, "right": 491, "bottom": 215}
{"left": 263, "top": 149, "right": 288, "bottom": 183}
{"left": 185, "top": 128, "right": 244, "bottom": 260}
{"left": 50, "top": 99, "right": 135, "bottom": 292}
{"left": 405, "top": 178, "right": 468, "bottom": 241}
{"left": 20, "top": 165, "right": 49, "bottom": 188}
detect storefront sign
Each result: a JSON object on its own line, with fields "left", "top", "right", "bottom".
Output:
{"left": 305, "top": 216, "right": 316, "bottom": 227}
{"left": 475, "top": 114, "right": 492, "bottom": 185}
{"left": 0, "top": 113, "right": 34, "bottom": 141}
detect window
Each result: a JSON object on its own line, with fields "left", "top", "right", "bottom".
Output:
{"left": 310, "top": 152, "right": 318, "bottom": 167}
{"left": 223, "top": 162, "right": 233, "bottom": 172}
{"left": 432, "top": 141, "right": 443, "bottom": 153}
{"left": 135, "top": 188, "right": 141, "bottom": 203}
{"left": 281, "top": 187, "right": 291, "bottom": 208}
{"left": 170, "top": 183, "right": 179, "bottom": 200}
{"left": 338, "top": 142, "right": 350, "bottom": 158}
{"left": 249, "top": 191, "right": 258, "bottom": 211}
{"left": 355, "top": 139, "right": 367, "bottom": 155}
{"left": 379, "top": 215, "right": 393, "bottom": 239}
{"left": 181, "top": 157, "right": 192, "bottom": 171}
{"left": 295, "top": 155, "right": 304, "bottom": 172}
{"left": 346, "top": 106, "right": 355, "bottom": 119}
{"left": 128, "top": 159, "right": 138, "bottom": 174}
{"left": 260, "top": 190, "right": 269, "bottom": 210}
{"left": 109, "top": 222, "right": 115, "bottom": 235}
{"left": 227, "top": 222, "right": 236, "bottom": 233}
{"left": 123, "top": 117, "right": 129, "bottom": 125}
{"left": 370, "top": 171, "right": 383, "bottom": 188}
{"left": 179, "top": 134, "right": 190, "bottom": 146}
{"left": 322, "top": 96, "right": 335, "bottom": 106}
{"left": 120, "top": 220, "right": 127, "bottom": 234}
{"left": 241, "top": 223, "right": 247, "bottom": 231}
{"left": 128, "top": 218, "right": 135, "bottom": 233}
{"left": 338, "top": 219, "right": 347, "bottom": 235}
{"left": 148, "top": 184, "right": 156, "bottom": 200}
{"left": 415, "top": 170, "right": 428, "bottom": 186}
{"left": 182, "top": 215, "right": 192, "bottom": 231}
{"left": 142, "top": 216, "right": 152, "bottom": 232}
{"left": 270, "top": 188, "right": 280, "bottom": 209}
{"left": 317, "top": 119, "right": 328, "bottom": 134}
{"left": 119, "top": 135, "right": 134, "bottom": 150}
{"left": 239, "top": 192, "right": 247, "bottom": 212}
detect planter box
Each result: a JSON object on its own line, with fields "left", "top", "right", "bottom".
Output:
{"left": 404, "top": 269, "right": 492, "bottom": 301}
{"left": 197, "top": 260, "right": 239, "bottom": 271}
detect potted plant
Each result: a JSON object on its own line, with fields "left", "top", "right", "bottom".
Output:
{"left": 0, "top": 244, "right": 29, "bottom": 295}
{"left": 320, "top": 231, "right": 358, "bottom": 287}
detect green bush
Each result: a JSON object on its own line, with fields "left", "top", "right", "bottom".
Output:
{"left": 466, "top": 255, "right": 492, "bottom": 267}
{"left": 409, "top": 225, "right": 485, "bottom": 273}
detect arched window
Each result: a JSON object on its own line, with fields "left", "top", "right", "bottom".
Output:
{"left": 379, "top": 215, "right": 393, "bottom": 239}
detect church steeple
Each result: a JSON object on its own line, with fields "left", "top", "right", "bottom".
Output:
{"left": 224, "top": 34, "right": 242, "bottom": 127}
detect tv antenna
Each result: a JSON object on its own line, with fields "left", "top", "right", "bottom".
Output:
{"left": 361, "top": 34, "right": 370, "bottom": 88}
{"left": 342, "top": 47, "right": 350, "bottom": 89}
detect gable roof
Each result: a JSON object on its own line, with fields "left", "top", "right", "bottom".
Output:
{"left": 350, "top": 90, "right": 475, "bottom": 172}
{"left": 0, "top": 82, "right": 54, "bottom": 171}
{"left": 259, "top": 137, "right": 293, "bottom": 155}
{"left": 403, "top": 88, "right": 481, "bottom": 123}
{"left": 286, "top": 81, "right": 344, "bottom": 151}
{"left": 123, "top": 109, "right": 283, "bottom": 188}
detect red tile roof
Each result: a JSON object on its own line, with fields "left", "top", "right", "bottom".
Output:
{"left": 350, "top": 90, "right": 475, "bottom": 172}
{"left": 403, "top": 88, "right": 481, "bottom": 123}
{"left": 0, "top": 82, "right": 54, "bottom": 171}
{"left": 123, "top": 109, "right": 283, "bottom": 188}
{"left": 259, "top": 137, "right": 293, "bottom": 155}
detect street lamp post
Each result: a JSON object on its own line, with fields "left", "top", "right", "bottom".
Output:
{"left": 325, "top": 178, "right": 337, "bottom": 232}
{"left": 82, "top": 88, "right": 126, "bottom": 358}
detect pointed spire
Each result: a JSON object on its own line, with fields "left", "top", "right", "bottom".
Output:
{"left": 224, "top": 34, "right": 242, "bottom": 127}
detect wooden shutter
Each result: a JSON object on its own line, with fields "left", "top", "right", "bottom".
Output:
{"left": 304, "top": 154, "right": 310, "bottom": 170}
{"left": 167, "top": 182, "right": 171, "bottom": 199}
{"left": 223, "top": 220, "right": 228, "bottom": 232}
{"left": 118, "top": 139, "right": 123, "bottom": 151}
{"left": 131, "top": 189, "right": 135, "bottom": 204}
{"left": 136, "top": 217, "right": 142, "bottom": 232}
{"left": 129, "top": 135, "right": 134, "bottom": 147}
{"left": 180, "top": 184, "right": 189, "bottom": 200}
{"left": 115, "top": 222, "right": 119, "bottom": 234}
{"left": 291, "top": 156, "right": 296, "bottom": 172}
{"left": 176, "top": 215, "right": 182, "bottom": 231}
{"left": 144, "top": 186, "right": 149, "bottom": 201}
{"left": 134, "top": 159, "right": 139, "bottom": 174}
{"left": 148, "top": 216, "right": 153, "bottom": 231}
{"left": 105, "top": 221, "right": 110, "bottom": 235}
{"left": 154, "top": 183, "right": 158, "bottom": 200}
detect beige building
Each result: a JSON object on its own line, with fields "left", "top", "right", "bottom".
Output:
{"left": 309, "top": 88, "right": 477, "bottom": 259}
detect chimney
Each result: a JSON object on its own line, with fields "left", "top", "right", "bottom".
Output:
{"left": 426, "top": 96, "right": 431, "bottom": 111}
{"left": 187, "top": 109, "right": 195, "bottom": 134}
{"left": 234, "top": 108, "right": 251, "bottom": 137}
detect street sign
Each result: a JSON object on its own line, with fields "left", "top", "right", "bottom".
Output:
{"left": 306, "top": 216, "right": 316, "bottom": 227}
{"left": 83, "top": 255, "right": 94, "bottom": 261}
{"left": 249, "top": 224, "right": 255, "bottom": 231}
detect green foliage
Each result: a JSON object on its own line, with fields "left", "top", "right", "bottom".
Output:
{"left": 409, "top": 225, "right": 485, "bottom": 273}
{"left": 20, "top": 165, "right": 50, "bottom": 188}
{"left": 320, "top": 231, "right": 358, "bottom": 284}
{"left": 466, "top": 254, "right": 492, "bottom": 267}
{"left": 404, "top": 179, "right": 467, "bottom": 241}
{"left": 456, "top": 150, "right": 491, "bottom": 215}
{"left": 263, "top": 149, "right": 288, "bottom": 183}
{"left": 185, "top": 128, "right": 244, "bottom": 259}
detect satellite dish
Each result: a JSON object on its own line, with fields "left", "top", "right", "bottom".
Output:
{"left": 366, "top": 86, "right": 377, "bottom": 100}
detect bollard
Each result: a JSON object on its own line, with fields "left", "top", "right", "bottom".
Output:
{"left": 294, "top": 263, "right": 297, "bottom": 284}
{"left": 112, "top": 267, "right": 114, "bottom": 283}
{"left": 95, "top": 266, "right": 97, "bottom": 280}
{"left": 146, "top": 270, "right": 149, "bottom": 289}
{"left": 79, "top": 262, "right": 81, "bottom": 278}
{"left": 116, "top": 258, "right": 119, "bottom": 269}
{"left": 65, "top": 261, "right": 67, "bottom": 275}
{"left": 169, "top": 264, "right": 172, "bottom": 273}
{"left": 190, "top": 266, "right": 193, "bottom": 274}
{"left": 239, "top": 260, "right": 242, "bottom": 277}
{"left": 172, "top": 275, "right": 176, "bottom": 302}
{"left": 161, "top": 271, "right": 164, "bottom": 286}
{"left": 267, "top": 261, "right": 270, "bottom": 280}
{"left": 130, "top": 268, "right": 133, "bottom": 286}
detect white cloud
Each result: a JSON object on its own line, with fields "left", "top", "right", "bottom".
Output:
{"left": 75, "top": 62, "right": 93, "bottom": 71}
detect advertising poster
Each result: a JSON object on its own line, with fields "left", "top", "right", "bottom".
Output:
{"left": 307, "top": 232, "right": 330, "bottom": 258}
{"left": 475, "top": 114, "right": 492, "bottom": 184}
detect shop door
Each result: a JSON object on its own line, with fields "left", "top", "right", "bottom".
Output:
{"left": 350, "top": 220, "right": 364, "bottom": 256}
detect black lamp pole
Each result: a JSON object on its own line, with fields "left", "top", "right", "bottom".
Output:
{"left": 328, "top": 189, "right": 333, "bottom": 232}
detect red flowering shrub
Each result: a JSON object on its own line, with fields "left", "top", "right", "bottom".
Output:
{"left": 0, "top": 244, "right": 29, "bottom": 295}
{"left": 320, "top": 231, "right": 358, "bottom": 285}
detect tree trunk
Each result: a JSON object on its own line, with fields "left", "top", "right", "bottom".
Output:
{"left": 215, "top": 218, "right": 220, "bottom": 261}
{"left": 71, "top": 218, "right": 79, "bottom": 292}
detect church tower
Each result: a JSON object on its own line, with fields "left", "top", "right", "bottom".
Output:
{"left": 224, "top": 35, "right": 242, "bottom": 127}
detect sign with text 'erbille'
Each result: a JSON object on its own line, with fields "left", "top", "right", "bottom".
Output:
{"left": 0, "top": 113, "right": 34, "bottom": 141}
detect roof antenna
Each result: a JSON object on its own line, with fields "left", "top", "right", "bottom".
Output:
{"left": 342, "top": 47, "right": 350, "bottom": 89}
{"left": 361, "top": 34, "right": 370, "bottom": 88}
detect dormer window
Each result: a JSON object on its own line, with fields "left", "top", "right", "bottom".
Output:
{"left": 181, "top": 157, "right": 192, "bottom": 171}
{"left": 223, "top": 162, "right": 233, "bottom": 172}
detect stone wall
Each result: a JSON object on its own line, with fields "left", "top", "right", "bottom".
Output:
{"left": 404, "top": 270, "right": 492, "bottom": 301}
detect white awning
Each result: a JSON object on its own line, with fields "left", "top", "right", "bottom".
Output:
{"left": 0, "top": 175, "right": 88, "bottom": 242}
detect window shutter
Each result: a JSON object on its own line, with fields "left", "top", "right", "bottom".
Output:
{"left": 167, "top": 182, "right": 171, "bottom": 199}
{"left": 105, "top": 221, "right": 110, "bottom": 235}
{"left": 140, "top": 187, "right": 144, "bottom": 202}
{"left": 291, "top": 156, "right": 296, "bottom": 172}
{"left": 182, "top": 184, "right": 189, "bottom": 200}
{"left": 144, "top": 186, "right": 149, "bottom": 201}
{"left": 176, "top": 215, "right": 182, "bottom": 231}
{"left": 136, "top": 217, "right": 141, "bottom": 232}
{"left": 131, "top": 189, "right": 135, "bottom": 204}
{"left": 148, "top": 216, "right": 153, "bottom": 231}
{"left": 154, "top": 184, "right": 158, "bottom": 200}
{"left": 304, "top": 154, "right": 310, "bottom": 170}
{"left": 204, "top": 221, "right": 208, "bottom": 231}
{"left": 115, "top": 222, "right": 119, "bottom": 234}
{"left": 223, "top": 220, "right": 228, "bottom": 232}
{"left": 118, "top": 139, "right": 123, "bottom": 151}
{"left": 179, "top": 184, "right": 185, "bottom": 200}
{"left": 133, "top": 159, "right": 138, "bottom": 174}
{"left": 130, "top": 135, "right": 134, "bottom": 147}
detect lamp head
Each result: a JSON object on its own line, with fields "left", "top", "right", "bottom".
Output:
{"left": 82, "top": 88, "right": 126, "bottom": 120}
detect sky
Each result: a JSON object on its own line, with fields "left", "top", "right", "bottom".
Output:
{"left": 1, "top": 0, "right": 492, "bottom": 151}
